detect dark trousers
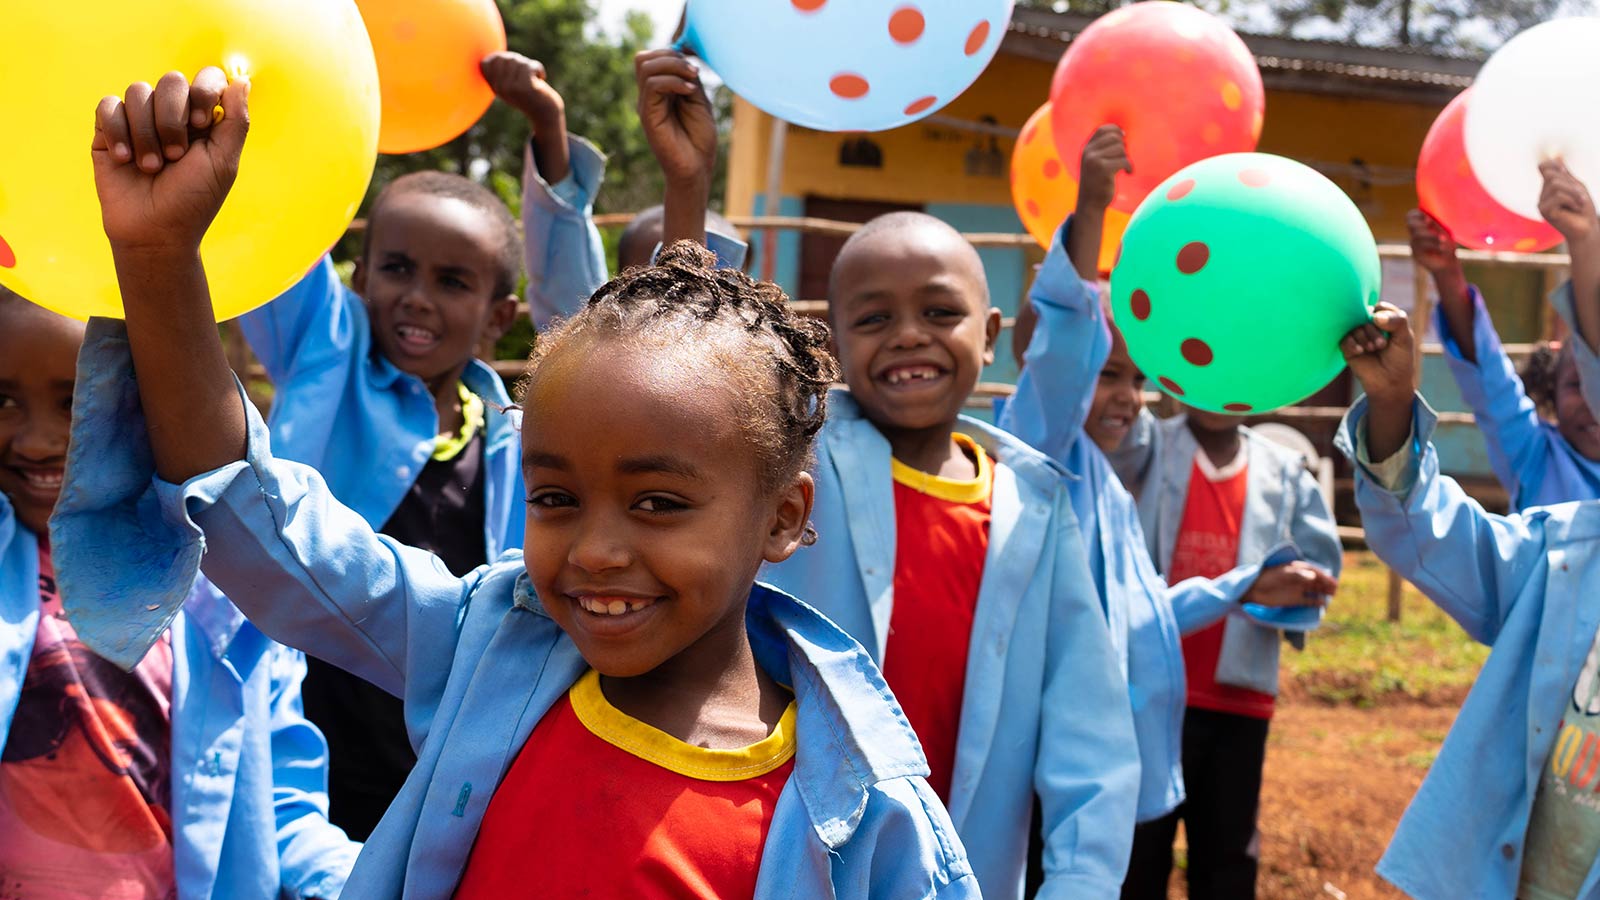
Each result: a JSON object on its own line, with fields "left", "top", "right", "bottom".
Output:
{"left": 301, "top": 656, "right": 418, "bottom": 841}
{"left": 1121, "top": 707, "right": 1271, "bottom": 900}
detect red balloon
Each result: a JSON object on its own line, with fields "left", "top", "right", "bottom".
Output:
{"left": 1050, "top": 2, "right": 1263, "bottom": 213}
{"left": 1417, "top": 88, "right": 1561, "bottom": 253}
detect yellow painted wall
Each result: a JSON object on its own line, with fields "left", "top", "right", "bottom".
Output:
{"left": 727, "top": 50, "right": 1447, "bottom": 242}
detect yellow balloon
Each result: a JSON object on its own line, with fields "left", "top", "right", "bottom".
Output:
{"left": 0, "top": 0, "right": 381, "bottom": 320}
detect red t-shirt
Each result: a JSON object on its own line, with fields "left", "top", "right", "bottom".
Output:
{"left": 453, "top": 669, "right": 796, "bottom": 899}
{"left": 882, "top": 433, "right": 993, "bottom": 803}
{"left": 0, "top": 541, "right": 176, "bottom": 899}
{"left": 1168, "top": 451, "right": 1276, "bottom": 720}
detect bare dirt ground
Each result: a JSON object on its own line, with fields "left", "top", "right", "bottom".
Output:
{"left": 1156, "top": 691, "right": 1465, "bottom": 899}
{"left": 1255, "top": 694, "right": 1464, "bottom": 899}
{"left": 1153, "top": 552, "right": 1486, "bottom": 899}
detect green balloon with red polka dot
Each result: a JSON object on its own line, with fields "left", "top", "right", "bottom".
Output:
{"left": 1108, "top": 152, "right": 1381, "bottom": 415}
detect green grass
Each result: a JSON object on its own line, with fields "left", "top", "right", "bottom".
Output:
{"left": 1281, "top": 551, "right": 1490, "bottom": 707}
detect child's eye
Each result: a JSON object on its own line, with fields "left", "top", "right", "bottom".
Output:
{"left": 925, "top": 308, "right": 961, "bottom": 321}
{"left": 526, "top": 490, "right": 576, "bottom": 509}
{"left": 0, "top": 394, "right": 16, "bottom": 410}
{"left": 634, "top": 495, "right": 688, "bottom": 514}
{"left": 380, "top": 261, "right": 413, "bottom": 276}
{"left": 852, "top": 312, "right": 889, "bottom": 329}
{"left": 441, "top": 275, "right": 471, "bottom": 291}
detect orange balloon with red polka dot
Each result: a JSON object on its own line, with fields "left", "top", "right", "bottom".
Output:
{"left": 1010, "top": 103, "right": 1127, "bottom": 274}
{"left": 1050, "top": 2, "right": 1264, "bottom": 213}
{"left": 680, "top": 0, "right": 1015, "bottom": 132}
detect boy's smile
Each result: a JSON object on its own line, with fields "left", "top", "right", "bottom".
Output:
{"left": 829, "top": 216, "right": 1000, "bottom": 445}
{"left": 0, "top": 299, "right": 84, "bottom": 535}
{"left": 1087, "top": 320, "right": 1147, "bottom": 454}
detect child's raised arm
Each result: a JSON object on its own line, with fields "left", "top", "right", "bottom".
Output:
{"left": 1337, "top": 307, "right": 1553, "bottom": 644}
{"left": 486, "top": 51, "right": 607, "bottom": 326}
{"left": 483, "top": 51, "right": 570, "bottom": 185}
{"left": 1540, "top": 159, "right": 1600, "bottom": 355}
{"left": 1341, "top": 302, "right": 1417, "bottom": 464}
{"left": 92, "top": 68, "right": 249, "bottom": 483}
{"left": 1069, "top": 125, "right": 1129, "bottom": 281}
{"left": 1538, "top": 160, "right": 1600, "bottom": 428}
{"left": 1409, "top": 209, "right": 1473, "bottom": 359}
{"left": 638, "top": 49, "right": 717, "bottom": 251}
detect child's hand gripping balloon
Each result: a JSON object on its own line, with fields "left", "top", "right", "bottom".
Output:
{"left": 1341, "top": 303, "right": 1416, "bottom": 463}
{"left": 482, "top": 51, "right": 569, "bottom": 183}
{"left": 1538, "top": 159, "right": 1600, "bottom": 246}
{"left": 90, "top": 69, "right": 252, "bottom": 484}
{"left": 482, "top": 51, "right": 563, "bottom": 126}
{"left": 1406, "top": 209, "right": 1460, "bottom": 277}
{"left": 92, "top": 67, "right": 250, "bottom": 255}
{"left": 1539, "top": 158, "right": 1600, "bottom": 358}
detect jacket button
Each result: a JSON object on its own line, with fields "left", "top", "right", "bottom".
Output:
{"left": 396, "top": 466, "right": 410, "bottom": 479}
{"left": 1502, "top": 843, "right": 1515, "bottom": 860}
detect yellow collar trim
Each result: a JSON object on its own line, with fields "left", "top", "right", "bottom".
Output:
{"left": 431, "top": 382, "right": 485, "bottom": 462}
{"left": 890, "top": 432, "right": 992, "bottom": 504}
{"left": 568, "top": 670, "right": 797, "bottom": 782}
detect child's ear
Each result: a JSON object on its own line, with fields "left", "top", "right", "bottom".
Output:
{"left": 483, "top": 295, "right": 521, "bottom": 344}
{"left": 762, "top": 472, "right": 815, "bottom": 564}
{"left": 982, "top": 306, "right": 1002, "bottom": 366}
{"left": 351, "top": 258, "right": 368, "bottom": 297}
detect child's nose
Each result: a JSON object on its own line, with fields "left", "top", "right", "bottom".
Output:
{"left": 567, "top": 520, "right": 631, "bottom": 573}
{"left": 397, "top": 282, "right": 436, "bottom": 313}
{"left": 888, "top": 322, "right": 932, "bottom": 350}
{"left": 14, "top": 410, "right": 68, "bottom": 459}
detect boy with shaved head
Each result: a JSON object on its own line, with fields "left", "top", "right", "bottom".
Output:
{"left": 762, "top": 210, "right": 1139, "bottom": 900}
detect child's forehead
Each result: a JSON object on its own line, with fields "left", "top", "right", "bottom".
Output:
{"left": 832, "top": 233, "right": 988, "bottom": 305}
{"left": 0, "top": 302, "right": 84, "bottom": 373}
{"left": 368, "top": 192, "right": 504, "bottom": 255}
{"left": 525, "top": 334, "right": 749, "bottom": 428}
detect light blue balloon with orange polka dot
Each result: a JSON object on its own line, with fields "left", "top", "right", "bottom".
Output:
{"left": 678, "top": 0, "right": 1014, "bottom": 133}
{"left": 1108, "top": 152, "right": 1380, "bottom": 415}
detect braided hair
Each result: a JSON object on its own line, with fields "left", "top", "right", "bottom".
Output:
{"left": 517, "top": 241, "right": 838, "bottom": 540}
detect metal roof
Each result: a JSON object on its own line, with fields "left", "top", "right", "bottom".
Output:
{"left": 1004, "top": 7, "right": 1479, "bottom": 102}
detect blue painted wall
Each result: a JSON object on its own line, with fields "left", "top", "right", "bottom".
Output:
{"left": 746, "top": 194, "right": 805, "bottom": 298}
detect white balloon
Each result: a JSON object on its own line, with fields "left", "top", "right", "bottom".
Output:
{"left": 1464, "top": 17, "right": 1600, "bottom": 221}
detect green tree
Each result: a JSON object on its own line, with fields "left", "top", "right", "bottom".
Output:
{"left": 360, "top": 0, "right": 669, "bottom": 225}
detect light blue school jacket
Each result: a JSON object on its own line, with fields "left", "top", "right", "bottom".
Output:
{"left": 998, "top": 227, "right": 1307, "bottom": 821}
{"left": 235, "top": 136, "right": 610, "bottom": 558}
{"left": 12, "top": 508, "right": 359, "bottom": 898}
{"left": 762, "top": 388, "right": 1141, "bottom": 900}
{"left": 1336, "top": 394, "right": 1600, "bottom": 899}
{"left": 1134, "top": 412, "right": 1343, "bottom": 695}
{"left": 1436, "top": 283, "right": 1600, "bottom": 510}
{"left": 51, "top": 320, "right": 979, "bottom": 900}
